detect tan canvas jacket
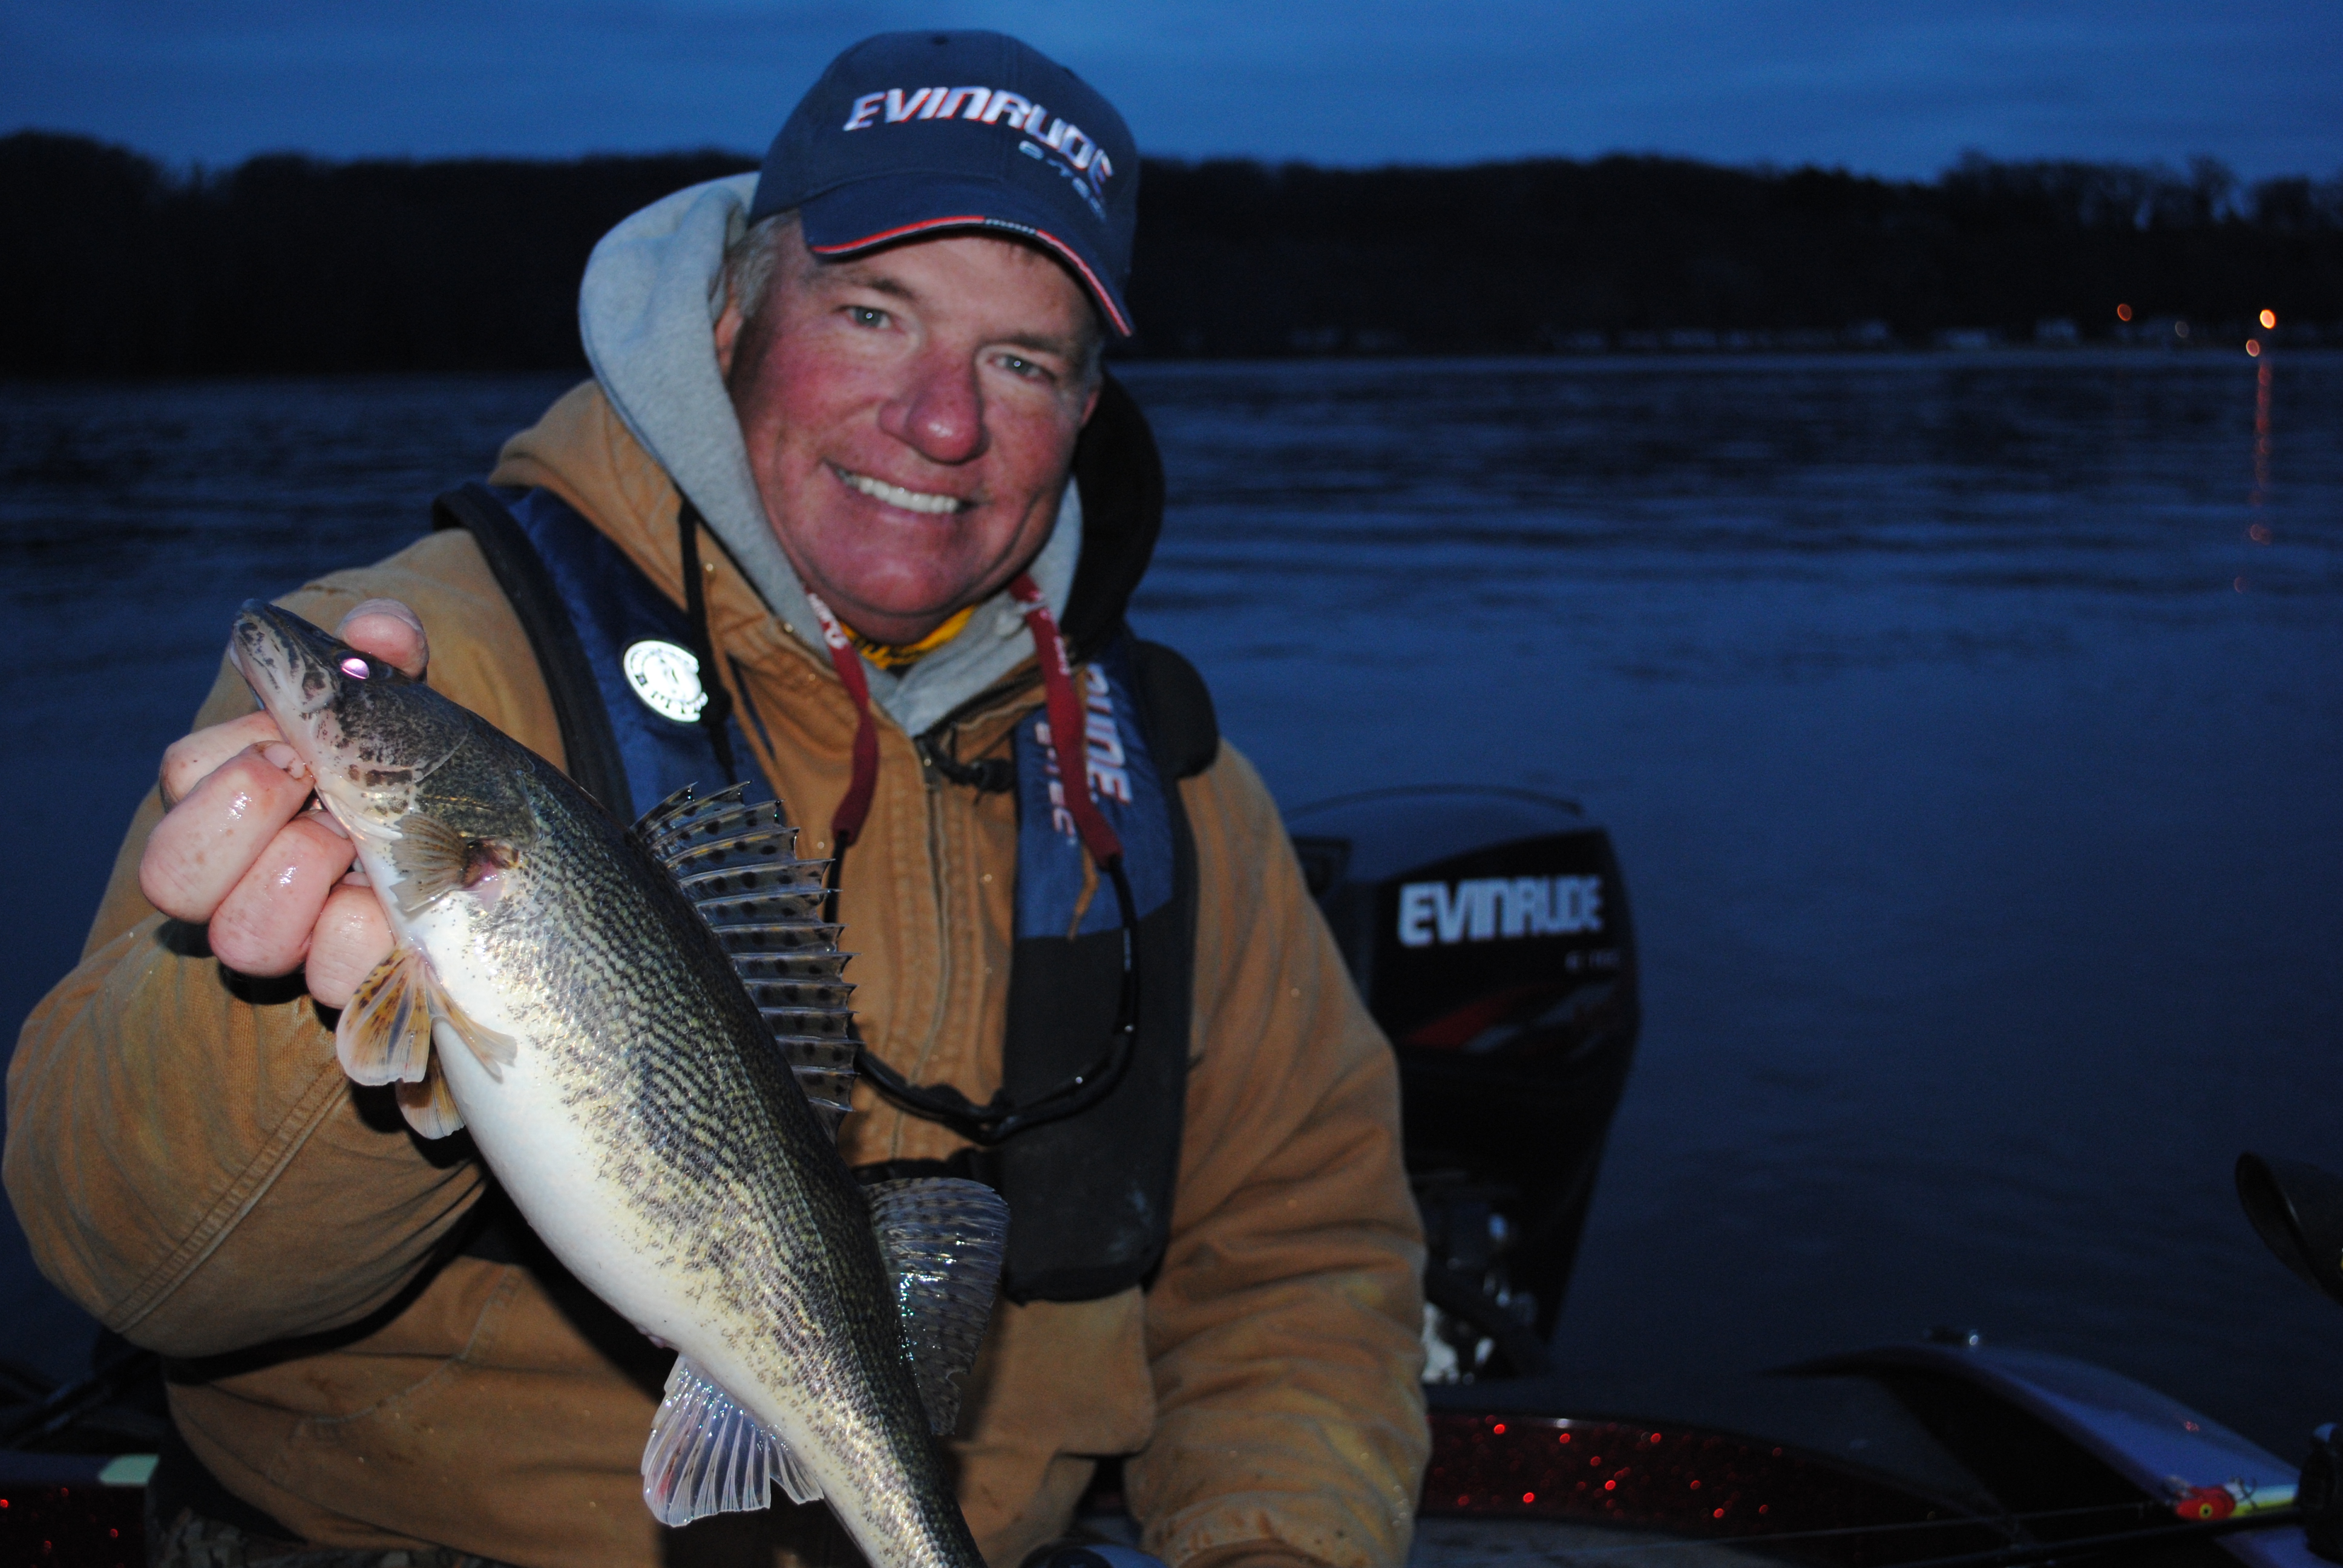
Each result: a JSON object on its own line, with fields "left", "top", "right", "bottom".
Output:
{"left": 6, "top": 382, "right": 1429, "bottom": 1568}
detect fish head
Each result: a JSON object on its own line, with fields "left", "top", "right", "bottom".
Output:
{"left": 229, "top": 600, "right": 508, "bottom": 846}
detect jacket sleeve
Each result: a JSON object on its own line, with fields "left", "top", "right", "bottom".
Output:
{"left": 1126, "top": 745, "right": 1429, "bottom": 1568}
{"left": 4, "top": 530, "right": 565, "bottom": 1357}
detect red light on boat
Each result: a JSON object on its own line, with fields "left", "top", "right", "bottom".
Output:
{"left": 1558, "top": 1432, "right": 1571, "bottom": 1443}
{"left": 1689, "top": 1480, "right": 1702, "bottom": 1490}
{"left": 2175, "top": 1485, "right": 2234, "bottom": 1521}
{"left": 1521, "top": 1492, "right": 1535, "bottom": 1504}
{"left": 1604, "top": 1480, "right": 1617, "bottom": 1491}
{"left": 1492, "top": 1423, "right": 1506, "bottom": 1434}
{"left": 1713, "top": 1507, "right": 1726, "bottom": 1518}
{"left": 2117, "top": 303, "right": 2133, "bottom": 322}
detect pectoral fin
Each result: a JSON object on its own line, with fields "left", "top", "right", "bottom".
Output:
{"left": 383, "top": 812, "right": 471, "bottom": 918}
{"left": 868, "top": 1177, "right": 1010, "bottom": 1436}
{"left": 641, "top": 1353, "right": 820, "bottom": 1526}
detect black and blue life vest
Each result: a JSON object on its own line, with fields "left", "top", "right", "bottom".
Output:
{"left": 431, "top": 471, "right": 1216, "bottom": 1304}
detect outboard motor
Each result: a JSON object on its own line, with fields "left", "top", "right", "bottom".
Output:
{"left": 1288, "top": 788, "right": 1638, "bottom": 1382}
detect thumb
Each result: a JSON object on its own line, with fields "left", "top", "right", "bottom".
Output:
{"left": 336, "top": 599, "right": 429, "bottom": 679}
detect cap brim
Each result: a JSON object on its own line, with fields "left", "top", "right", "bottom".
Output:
{"left": 798, "top": 174, "right": 1133, "bottom": 339}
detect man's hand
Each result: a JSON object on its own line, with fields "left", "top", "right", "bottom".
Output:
{"left": 139, "top": 600, "right": 427, "bottom": 1007}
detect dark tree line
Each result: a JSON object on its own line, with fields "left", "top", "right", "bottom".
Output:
{"left": 0, "top": 134, "right": 755, "bottom": 376}
{"left": 4, "top": 129, "right": 2339, "bottom": 376}
{"left": 1133, "top": 152, "right": 2343, "bottom": 355}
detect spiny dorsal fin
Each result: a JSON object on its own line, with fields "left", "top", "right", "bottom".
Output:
{"left": 641, "top": 1352, "right": 820, "bottom": 1526}
{"left": 635, "top": 784, "right": 859, "bottom": 1142}
{"left": 868, "top": 1177, "right": 1010, "bottom": 1436}
{"left": 638, "top": 783, "right": 801, "bottom": 870}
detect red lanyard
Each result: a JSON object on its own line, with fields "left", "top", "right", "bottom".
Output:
{"left": 802, "top": 589, "right": 879, "bottom": 851}
{"left": 802, "top": 576, "right": 1121, "bottom": 872}
{"left": 1008, "top": 573, "right": 1124, "bottom": 869}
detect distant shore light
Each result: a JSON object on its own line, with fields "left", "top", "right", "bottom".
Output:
{"left": 2247, "top": 339, "right": 2263, "bottom": 357}
{"left": 2115, "top": 302, "right": 2134, "bottom": 322}
{"left": 2259, "top": 309, "right": 2278, "bottom": 329}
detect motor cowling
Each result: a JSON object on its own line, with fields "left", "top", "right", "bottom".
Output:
{"left": 1289, "top": 788, "right": 1639, "bottom": 1378}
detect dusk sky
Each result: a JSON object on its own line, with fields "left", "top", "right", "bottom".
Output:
{"left": 4, "top": 1, "right": 2338, "bottom": 181}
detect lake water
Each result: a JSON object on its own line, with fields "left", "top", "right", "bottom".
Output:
{"left": 3, "top": 351, "right": 2339, "bottom": 1463}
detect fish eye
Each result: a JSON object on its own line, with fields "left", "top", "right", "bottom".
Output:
{"left": 339, "top": 655, "right": 371, "bottom": 680}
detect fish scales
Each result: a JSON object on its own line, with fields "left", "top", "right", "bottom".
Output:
{"left": 229, "top": 604, "right": 986, "bottom": 1568}
{"left": 424, "top": 726, "right": 951, "bottom": 1548}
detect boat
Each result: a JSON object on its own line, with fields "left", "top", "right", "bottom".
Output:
{"left": 5, "top": 789, "right": 2336, "bottom": 1566}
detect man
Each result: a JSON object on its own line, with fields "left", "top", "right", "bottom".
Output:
{"left": 7, "top": 30, "right": 1427, "bottom": 1568}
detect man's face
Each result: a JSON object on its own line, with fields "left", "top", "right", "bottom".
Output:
{"left": 719, "top": 227, "right": 1102, "bottom": 647}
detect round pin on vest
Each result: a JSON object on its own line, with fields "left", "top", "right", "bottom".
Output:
{"left": 623, "top": 639, "right": 708, "bottom": 723}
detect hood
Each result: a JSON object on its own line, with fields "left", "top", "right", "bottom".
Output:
{"left": 577, "top": 174, "right": 1153, "bottom": 738}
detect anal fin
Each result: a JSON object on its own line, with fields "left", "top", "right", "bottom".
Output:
{"left": 642, "top": 1353, "right": 821, "bottom": 1526}
{"left": 868, "top": 1177, "right": 1010, "bottom": 1436}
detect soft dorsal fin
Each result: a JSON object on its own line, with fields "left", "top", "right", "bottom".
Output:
{"left": 635, "top": 785, "right": 859, "bottom": 1140}
{"left": 867, "top": 1177, "right": 1011, "bottom": 1436}
{"left": 641, "top": 1352, "right": 821, "bottom": 1526}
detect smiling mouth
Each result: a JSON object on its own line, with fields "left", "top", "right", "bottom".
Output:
{"left": 831, "top": 463, "right": 968, "bottom": 517}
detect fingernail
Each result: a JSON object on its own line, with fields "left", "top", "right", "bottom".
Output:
{"left": 340, "top": 598, "right": 424, "bottom": 638}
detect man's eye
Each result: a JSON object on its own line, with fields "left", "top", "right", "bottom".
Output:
{"left": 849, "top": 306, "right": 889, "bottom": 328}
{"left": 997, "top": 354, "right": 1047, "bottom": 380}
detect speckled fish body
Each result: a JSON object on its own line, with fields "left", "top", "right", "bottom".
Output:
{"left": 229, "top": 602, "right": 984, "bottom": 1568}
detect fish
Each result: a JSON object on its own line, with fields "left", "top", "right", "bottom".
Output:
{"left": 228, "top": 600, "right": 1005, "bottom": 1567}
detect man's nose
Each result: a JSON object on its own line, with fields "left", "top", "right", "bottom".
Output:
{"left": 879, "top": 349, "right": 988, "bottom": 464}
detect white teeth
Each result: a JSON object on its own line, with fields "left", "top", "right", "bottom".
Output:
{"left": 834, "top": 466, "right": 965, "bottom": 515}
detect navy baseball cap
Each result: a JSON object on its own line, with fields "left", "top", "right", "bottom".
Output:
{"left": 750, "top": 31, "right": 1139, "bottom": 337}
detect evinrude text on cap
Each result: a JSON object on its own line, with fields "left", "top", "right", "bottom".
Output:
{"left": 750, "top": 30, "right": 1139, "bottom": 337}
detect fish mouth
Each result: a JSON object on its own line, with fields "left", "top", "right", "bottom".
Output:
{"left": 231, "top": 601, "right": 347, "bottom": 729}
{"left": 228, "top": 601, "right": 459, "bottom": 832}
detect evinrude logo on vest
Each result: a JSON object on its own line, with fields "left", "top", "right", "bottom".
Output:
{"left": 621, "top": 640, "right": 708, "bottom": 724}
{"left": 1397, "top": 876, "right": 1604, "bottom": 948}
{"left": 1034, "top": 665, "right": 1135, "bottom": 838}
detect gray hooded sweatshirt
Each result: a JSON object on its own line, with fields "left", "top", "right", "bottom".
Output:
{"left": 577, "top": 174, "right": 1083, "bottom": 740}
